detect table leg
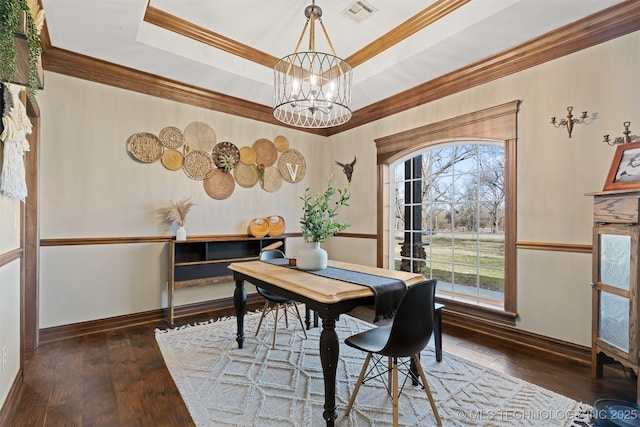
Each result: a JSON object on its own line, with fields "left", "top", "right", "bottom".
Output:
{"left": 305, "top": 306, "right": 311, "bottom": 330}
{"left": 320, "top": 317, "right": 339, "bottom": 426}
{"left": 234, "top": 279, "right": 246, "bottom": 349}
{"left": 434, "top": 307, "right": 442, "bottom": 362}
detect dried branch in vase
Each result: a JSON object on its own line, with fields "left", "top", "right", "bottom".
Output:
{"left": 156, "top": 197, "right": 196, "bottom": 227}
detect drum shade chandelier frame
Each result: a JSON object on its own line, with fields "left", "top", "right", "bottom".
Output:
{"left": 273, "top": 1, "right": 353, "bottom": 128}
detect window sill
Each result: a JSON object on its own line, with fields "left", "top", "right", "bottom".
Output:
{"left": 435, "top": 294, "right": 517, "bottom": 326}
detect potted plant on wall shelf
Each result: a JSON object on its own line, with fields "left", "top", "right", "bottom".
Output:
{"left": 298, "top": 175, "right": 351, "bottom": 270}
{"left": 0, "top": 0, "right": 44, "bottom": 100}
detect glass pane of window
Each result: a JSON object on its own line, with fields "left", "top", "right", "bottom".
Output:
{"left": 392, "top": 141, "right": 505, "bottom": 308}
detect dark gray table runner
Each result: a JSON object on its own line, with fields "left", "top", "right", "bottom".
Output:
{"left": 262, "top": 258, "right": 406, "bottom": 322}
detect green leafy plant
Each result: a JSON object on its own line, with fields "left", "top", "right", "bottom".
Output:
{"left": 218, "top": 154, "right": 235, "bottom": 172}
{"left": 0, "top": 0, "right": 42, "bottom": 99}
{"left": 300, "top": 175, "right": 351, "bottom": 243}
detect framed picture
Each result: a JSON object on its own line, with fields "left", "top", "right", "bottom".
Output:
{"left": 604, "top": 141, "right": 640, "bottom": 191}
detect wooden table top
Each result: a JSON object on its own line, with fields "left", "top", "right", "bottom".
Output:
{"left": 228, "top": 260, "right": 425, "bottom": 305}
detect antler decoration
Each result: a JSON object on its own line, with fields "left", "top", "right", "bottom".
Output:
{"left": 335, "top": 156, "right": 356, "bottom": 182}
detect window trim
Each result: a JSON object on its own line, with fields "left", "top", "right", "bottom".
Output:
{"left": 374, "top": 100, "right": 520, "bottom": 324}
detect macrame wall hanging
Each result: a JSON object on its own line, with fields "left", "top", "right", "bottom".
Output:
{"left": 0, "top": 83, "right": 32, "bottom": 201}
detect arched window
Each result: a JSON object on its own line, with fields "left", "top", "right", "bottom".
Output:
{"left": 375, "top": 101, "right": 519, "bottom": 324}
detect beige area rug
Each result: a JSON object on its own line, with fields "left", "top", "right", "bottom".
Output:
{"left": 155, "top": 311, "right": 592, "bottom": 426}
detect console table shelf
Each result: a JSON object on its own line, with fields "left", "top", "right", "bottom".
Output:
{"left": 168, "top": 236, "right": 285, "bottom": 323}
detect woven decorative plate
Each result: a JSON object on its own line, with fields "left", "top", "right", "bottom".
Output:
{"left": 182, "top": 150, "right": 214, "bottom": 181}
{"left": 239, "top": 146, "right": 257, "bottom": 165}
{"left": 161, "top": 149, "right": 184, "bottom": 171}
{"left": 233, "top": 163, "right": 259, "bottom": 188}
{"left": 204, "top": 169, "right": 235, "bottom": 200}
{"left": 274, "top": 135, "right": 289, "bottom": 152}
{"left": 183, "top": 121, "right": 217, "bottom": 153}
{"left": 277, "top": 148, "right": 306, "bottom": 183}
{"left": 212, "top": 141, "right": 240, "bottom": 169}
{"left": 252, "top": 138, "right": 278, "bottom": 167}
{"left": 128, "top": 132, "right": 163, "bottom": 163}
{"left": 262, "top": 166, "right": 283, "bottom": 192}
{"left": 159, "top": 126, "right": 185, "bottom": 149}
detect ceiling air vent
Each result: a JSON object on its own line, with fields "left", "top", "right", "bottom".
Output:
{"left": 341, "top": 0, "right": 378, "bottom": 23}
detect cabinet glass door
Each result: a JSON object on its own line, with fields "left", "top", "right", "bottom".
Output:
{"left": 598, "top": 233, "right": 631, "bottom": 352}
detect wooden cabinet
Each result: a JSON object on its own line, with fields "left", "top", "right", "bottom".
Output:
{"left": 590, "top": 190, "right": 640, "bottom": 404}
{"left": 168, "top": 236, "right": 285, "bottom": 324}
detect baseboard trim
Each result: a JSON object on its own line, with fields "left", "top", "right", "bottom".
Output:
{"left": 38, "top": 294, "right": 265, "bottom": 343}
{"left": 0, "top": 369, "right": 23, "bottom": 427}
{"left": 37, "top": 296, "right": 592, "bottom": 365}
{"left": 442, "top": 310, "right": 591, "bottom": 365}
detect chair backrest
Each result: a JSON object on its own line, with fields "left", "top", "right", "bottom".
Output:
{"left": 259, "top": 249, "right": 286, "bottom": 260}
{"left": 380, "top": 279, "right": 437, "bottom": 358}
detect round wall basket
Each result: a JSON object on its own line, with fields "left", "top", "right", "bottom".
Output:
{"left": 204, "top": 169, "right": 235, "bottom": 200}
{"left": 128, "top": 132, "right": 163, "bottom": 163}
{"left": 184, "top": 121, "right": 217, "bottom": 153}
{"left": 252, "top": 138, "right": 278, "bottom": 167}
{"left": 277, "top": 148, "right": 306, "bottom": 183}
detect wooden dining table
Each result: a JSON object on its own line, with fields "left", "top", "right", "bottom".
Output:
{"left": 228, "top": 259, "right": 425, "bottom": 427}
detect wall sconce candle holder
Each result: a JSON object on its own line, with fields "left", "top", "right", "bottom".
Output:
{"left": 550, "top": 106, "right": 588, "bottom": 138}
{"left": 603, "top": 121, "right": 640, "bottom": 146}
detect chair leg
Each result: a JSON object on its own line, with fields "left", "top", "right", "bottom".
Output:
{"left": 345, "top": 353, "right": 372, "bottom": 417}
{"left": 392, "top": 357, "right": 399, "bottom": 427}
{"left": 292, "top": 303, "right": 307, "bottom": 339}
{"left": 255, "top": 300, "right": 270, "bottom": 337}
{"left": 412, "top": 355, "right": 442, "bottom": 426}
{"left": 271, "top": 304, "right": 279, "bottom": 349}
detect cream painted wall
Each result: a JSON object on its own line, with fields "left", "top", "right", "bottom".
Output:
{"left": 325, "top": 32, "right": 640, "bottom": 346}
{"left": 0, "top": 192, "right": 21, "bottom": 405}
{"left": 37, "top": 73, "right": 332, "bottom": 327}
{"left": 36, "top": 32, "right": 640, "bottom": 346}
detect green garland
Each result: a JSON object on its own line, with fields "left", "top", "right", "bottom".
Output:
{"left": 0, "top": 0, "right": 41, "bottom": 100}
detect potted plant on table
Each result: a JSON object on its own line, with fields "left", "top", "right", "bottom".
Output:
{"left": 298, "top": 175, "right": 351, "bottom": 270}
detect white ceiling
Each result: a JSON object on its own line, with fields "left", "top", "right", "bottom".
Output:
{"left": 41, "top": 0, "right": 623, "bottom": 112}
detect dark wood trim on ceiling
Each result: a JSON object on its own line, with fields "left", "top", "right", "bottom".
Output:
{"left": 40, "top": 2, "right": 639, "bottom": 136}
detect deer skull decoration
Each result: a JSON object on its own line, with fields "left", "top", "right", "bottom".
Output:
{"left": 336, "top": 157, "right": 357, "bottom": 182}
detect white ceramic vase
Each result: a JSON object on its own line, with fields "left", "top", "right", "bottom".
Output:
{"left": 296, "top": 241, "right": 328, "bottom": 270}
{"left": 176, "top": 226, "right": 187, "bottom": 241}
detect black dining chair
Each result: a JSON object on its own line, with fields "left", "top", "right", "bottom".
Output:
{"left": 256, "top": 249, "right": 307, "bottom": 348}
{"left": 344, "top": 279, "right": 442, "bottom": 426}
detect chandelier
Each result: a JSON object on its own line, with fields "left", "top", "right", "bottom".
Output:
{"left": 273, "top": 1, "right": 353, "bottom": 128}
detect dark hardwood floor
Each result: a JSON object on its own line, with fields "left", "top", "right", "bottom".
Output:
{"left": 9, "top": 308, "right": 636, "bottom": 426}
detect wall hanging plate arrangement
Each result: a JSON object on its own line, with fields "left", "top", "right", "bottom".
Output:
{"left": 233, "top": 163, "right": 259, "bottom": 188}
{"left": 204, "top": 168, "right": 235, "bottom": 200}
{"left": 183, "top": 121, "right": 217, "bottom": 153}
{"left": 212, "top": 141, "right": 240, "bottom": 169}
{"left": 252, "top": 138, "right": 278, "bottom": 167}
{"left": 159, "top": 126, "right": 185, "bottom": 149}
{"left": 127, "top": 132, "right": 163, "bottom": 163}
{"left": 239, "top": 146, "right": 257, "bottom": 165}
{"left": 161, "top": 149, "right": 184, "bottom": 171}
{"left": 277, "top": 148, "right": 306, "bottom": 183}
{"left": 182, "top": 150, "right": 214, "bottom": 180}
{"left": 274, "top": 135, "right": 289, "bottom": 152}
{"left": 261, "top": 166, "right": 283, "bottom": 192}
